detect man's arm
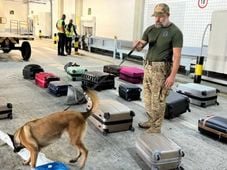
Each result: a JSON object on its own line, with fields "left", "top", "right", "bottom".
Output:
{"left": 165, "top": 47, "right": 182, "bottom": 88}
{"left": 62, "top": 21, "right": 65, "bottom": 33}
{"left": 73, "top": 25, "right": 78, "bottom": 36}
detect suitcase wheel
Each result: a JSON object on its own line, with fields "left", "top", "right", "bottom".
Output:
{"left": 201, "top": 103, "right": 206, "bottom": 108}
{"left": 103, "top": 129, "right": 109, "bottom": 136}
{"left": 7, "top": 103, "right": 13, "bottom": 108}
{"left": 216, "top": 101, "right": 219, "bottom": 105}
{"left": 127, "top": 98, "right": 132, "bottom": 101}
{"left": 130, "top": 111, "right": 135, "bottom": 117}
{"left": 104, "top": 113, "right": 110, "bottom": 119}
{"left": 8, "top": 114, "right": 13, "bottom": 119}
{"left": 179, "top": 150, "right": 185, "bottom": 157}
{"left": 56, "top": 93, "right": 61, "bottom": 97}
{"left": 154, "top": 152, "right": 161, "bottom": 161}
{"left": 129, "top": 126, "right": 135, "bottom": 132}
{"left": 103, "top": 132, "right": 108, "bottom": 136}
{"left": 177, "top": 166, "right": 184, "bottom": 170}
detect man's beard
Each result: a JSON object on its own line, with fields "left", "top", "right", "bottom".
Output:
{"left": 155, "top": 23, "right": 162, "bottom": 28}
{"left": 155, "top": 20, "right": 170, "bottom": 28}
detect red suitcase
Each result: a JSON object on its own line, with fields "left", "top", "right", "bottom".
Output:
{"left": 119, "top": 66, "right": 144, "bottom": 84}
{"left": 35, "top": 72, "right": 60, "bottom": 88}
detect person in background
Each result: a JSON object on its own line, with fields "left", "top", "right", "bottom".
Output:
{"left": 65, "top": 19, "right": 78, "bottom": 55}
{"left": 134, "top": 3, "right": 183, "bottom": 133}
{"left": 56, "top": 14, "right": 66, "bottom": 56}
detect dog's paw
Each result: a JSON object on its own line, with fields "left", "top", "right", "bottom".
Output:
{"left": 22, "top": 160, "right": 30, "bottom": 165}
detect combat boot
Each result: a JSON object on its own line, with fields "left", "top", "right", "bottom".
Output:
{"left": 138, "top": 121, "right": 152, "bottom": 129}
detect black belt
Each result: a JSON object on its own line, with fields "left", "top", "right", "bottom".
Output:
{"left": 145, "top": 60, "right": 171, "bottom": 65}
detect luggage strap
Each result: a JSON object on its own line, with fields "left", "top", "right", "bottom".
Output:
{"left": 202, "top": 115, "right": 216, "bottom": 127}
{"left": 200, "top": 116, "right": 227, "bottom": 138}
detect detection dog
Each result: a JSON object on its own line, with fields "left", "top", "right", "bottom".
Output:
{"left": 8, "top": 89, "right": 98, "bottom": 169}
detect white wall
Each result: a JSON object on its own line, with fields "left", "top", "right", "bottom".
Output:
{"left": 144, "top": 0, "right": 227, "bottom": 48}
{"left": 29, "top": 2, "right": 51, "bottom": 36}
{"left": 63, "top": 0, "right": 75, "bottom": 23}
{"left": 82, "top": 0, "right": 136, "bottom": 40}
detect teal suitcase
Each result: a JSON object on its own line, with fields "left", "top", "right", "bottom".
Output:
{"left": 66, "top": 66, "right": 88, "bottom": 81}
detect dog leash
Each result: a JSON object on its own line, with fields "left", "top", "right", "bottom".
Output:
{"left": 119, "top": 43, "right": 138, "bottom": 66}
{"left": 63, "top": 105, "right": 71, "bottom": 111}
{"left": 121, "top": 26, "right": 161, "bottom": 66}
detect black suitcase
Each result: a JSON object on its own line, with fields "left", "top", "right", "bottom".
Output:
{"left": 118, "top": 83, "right": 142, "bottom": 101}
{"left": 23, "top": 64, "right": 44, "bottom": 80}
{"left": 198, "top": 116, "right": 227, "bottom": 141}
{"left": 0, "top": 103, "right": 13, "bottom": 119}
{"left": 81, "top": 71, "right": 115, "bottom": 91}
{"left": 103, "top": 65, "right": 121, "bottom": 76}
{"left": 165, "top": 91, "right": 191, "bottom": 119}
{"left": 48, "top": 81, "right": 69, "bottom": 97}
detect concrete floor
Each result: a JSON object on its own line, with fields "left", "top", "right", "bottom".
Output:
{"left": 0, "top": 39, "right": 227, "bottom": 170}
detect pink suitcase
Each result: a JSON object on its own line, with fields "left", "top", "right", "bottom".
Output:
{"left": 119, "top": 66, "right": 144, "bottom": 84}
{"left": 35, "top": 72, "right": 60, "bottom": 88}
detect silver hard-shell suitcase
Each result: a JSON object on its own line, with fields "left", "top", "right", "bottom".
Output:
{"left": 176, "top": 83, "right": 219, "bottom": 107}
{"left": 65, "top": 85, "right": 87, "bottom": 105}
{"left": 136, "top": 133, "right": 184, "bottom": 170}
{"left": 89, "top": 99, "right": 135, "bottom": 135}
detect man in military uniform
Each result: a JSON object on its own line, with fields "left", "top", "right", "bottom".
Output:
{"left": 65, "top": 19, "right": 78, "bottom": 55}
{"left": 56, "top": 14, "right": 66, "bottom": 56}
{"left": 134, "top": 3, "right": 183, "bottom": 133}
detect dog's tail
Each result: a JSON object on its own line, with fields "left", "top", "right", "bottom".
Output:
{"left": 81, "top": 89, "right": 99, "bottom": 119}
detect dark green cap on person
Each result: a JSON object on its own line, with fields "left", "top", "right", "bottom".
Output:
{"left": 152, "top": 3, "right": 170, "bottom": 17}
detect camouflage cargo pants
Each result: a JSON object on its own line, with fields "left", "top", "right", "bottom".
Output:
{"left": 143, "top": 61, "right": 172, "bottom": 131}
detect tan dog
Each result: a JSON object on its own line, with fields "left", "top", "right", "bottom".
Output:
{"left": 8, "top": 89, "right": 98, "bottom": 169}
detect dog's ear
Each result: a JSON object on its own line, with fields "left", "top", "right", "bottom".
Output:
{"left": 7, "top": 133, "right": 24, "bottom": 152}
{"left": 7, "top": 133, "right": 14, "bottom": 144}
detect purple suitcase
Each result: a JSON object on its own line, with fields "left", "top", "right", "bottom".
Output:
{"left": 119, "top": 66, "right": 144, "bottom": 84}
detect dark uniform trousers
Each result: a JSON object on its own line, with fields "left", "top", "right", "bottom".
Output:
{"left": 58, "top": 33, "right": 66, "bottom": 55}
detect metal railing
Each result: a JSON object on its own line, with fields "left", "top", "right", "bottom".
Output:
{"left": 10, "top": 20, "right": 19, "bottom": 34}
{"left": 9, "top": 19, "right": 33, "bottom": 35}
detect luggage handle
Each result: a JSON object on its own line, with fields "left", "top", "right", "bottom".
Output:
{"left": 176, "top": 90, "right": 192, "bottom": 96}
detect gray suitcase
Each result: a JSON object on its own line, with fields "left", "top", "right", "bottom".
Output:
{"left": 176, "top": 83, "right": 219, "bottom": 107}
{"left": 89, "top": 99, "right": 135, "bottom": 135}
{"left": 136, "top": 133, "right": 184, "bottom": 170}
{"left": 65, "top": 85, "right": 87, "bottom": 105}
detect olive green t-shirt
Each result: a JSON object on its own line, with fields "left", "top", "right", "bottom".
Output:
{"left": 142, "top": 23, "right": 183, "bottom": 62}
